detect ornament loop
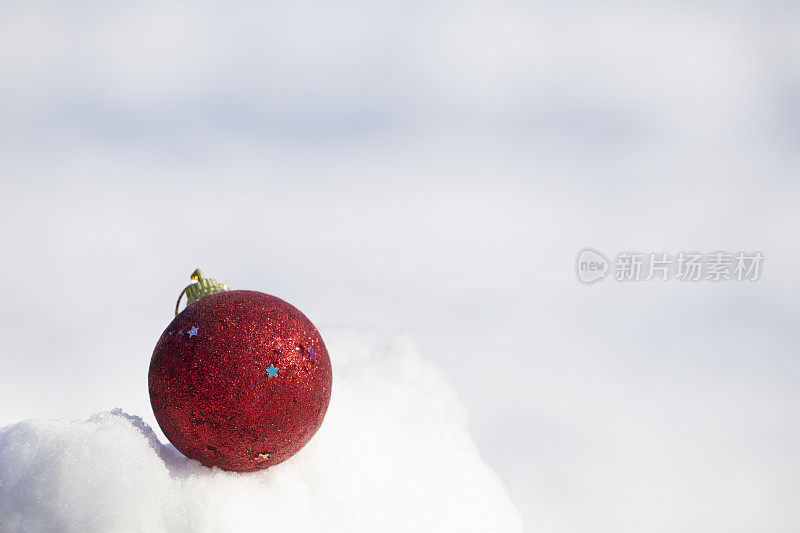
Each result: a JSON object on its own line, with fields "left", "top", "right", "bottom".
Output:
{"left": 175, "top": 269, "right": 230, "bottom": 316}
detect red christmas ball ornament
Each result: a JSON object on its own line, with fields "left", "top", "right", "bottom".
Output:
{"left": 148, "top": 270, "right": 332, "bottom": 472}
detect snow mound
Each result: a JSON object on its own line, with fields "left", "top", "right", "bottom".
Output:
{"left": 0, "top": 327, "right": 523, "bottom": 532}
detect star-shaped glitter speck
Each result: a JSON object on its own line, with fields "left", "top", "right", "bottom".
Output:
{"left": 266, "top": 365, "right": 279, "bottom": 378}
{"left": 308, "top": 348, "right": 316, "bottom": 361}
{"left": 187, "top": 326, "right": 199, "bottom": 338}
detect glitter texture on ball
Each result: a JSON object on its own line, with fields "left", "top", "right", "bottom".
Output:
{"left": 148, "top": 290, "right": 332, "bottom": 472}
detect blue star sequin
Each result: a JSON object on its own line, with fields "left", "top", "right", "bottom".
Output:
{"left": 308, "top": 348, "right": 316, "bottom": 361}
{"left": 187, "top": 326, "right": 199, "bottom": 338}
{"left": 266, "top": 365, "right": 279, "bottom": 378}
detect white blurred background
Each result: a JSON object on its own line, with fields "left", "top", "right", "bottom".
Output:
{"left": 1, "top": 1, "right": 800, "bottom": 531}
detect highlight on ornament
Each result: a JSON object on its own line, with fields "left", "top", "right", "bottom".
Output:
{"left": 148, "top": 269, "right": 333, "bottom": 472}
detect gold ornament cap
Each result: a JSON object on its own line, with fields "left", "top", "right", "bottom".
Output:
{"left": 175, "top": 269, "right": 230, "bottom": 316}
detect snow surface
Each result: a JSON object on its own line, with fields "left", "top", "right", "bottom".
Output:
{"left": 0, "top": 327, "right": 523, "bottom": 532}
